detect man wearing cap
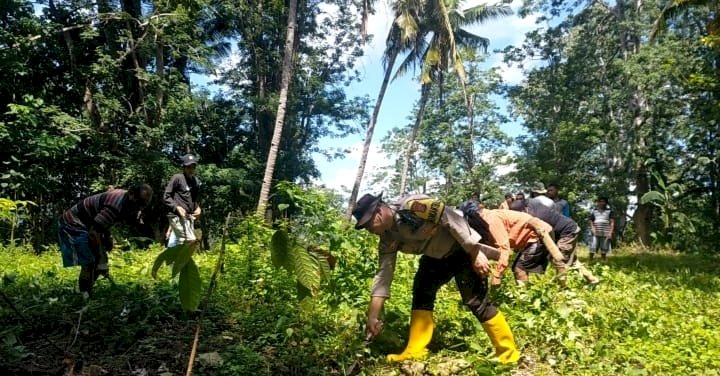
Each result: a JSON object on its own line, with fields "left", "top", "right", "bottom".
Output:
{"left": 164, "top": 154, "right": 201, "bottom": 247}
{"left": 58, "top": 184, "right": 153, "bottom": 296}
{"left": 352, "top": 193, "right": 519, "bottom": 364}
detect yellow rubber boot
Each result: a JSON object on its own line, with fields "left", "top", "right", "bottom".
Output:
{"left": 481, "top": 311, "right": 520, "bottom": 364}
{"left": 387, "top": 310, "right": 434, "bottom": 362}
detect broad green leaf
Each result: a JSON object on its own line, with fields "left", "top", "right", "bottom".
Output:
{"left": 651, "top": 170, "right": 666, "bottom": 190}
{"left": 296, "top": 281, "right": 312, "bottom": 300}
{"left": 179, "top": 258, "right": 201, "bottom": 311}
{"left": 172, "top": 242, "right": 196, "bottom": 278}
{"left": 640, "top": 191, "right": 664, "bottom": 205}
{"left": 277, "top": 203, "right": 290, "bottom": 211}
{"left": 292, "top": 247, "right": 320, "bottom": 295}
{"left": 151, "top": 252, "right": 167, "bottom": 279}
{"left": 151, "top": 245, "right": 183, "bottom": 278}
{"left": 308, "top": 250, "right": 332, "bottom": 280}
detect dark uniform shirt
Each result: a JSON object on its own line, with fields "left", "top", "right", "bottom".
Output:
{"left": 164, "top": 173, "right": 201, "bottom": 215}
{"left": 526, "top": 198, "right": 578, "bottom": 236}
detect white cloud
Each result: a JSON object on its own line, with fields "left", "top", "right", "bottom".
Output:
{"left": 356, "top": 0, "right": 395, "bottom": 69}
{"left": 315, "top": 141, "right": 393, "bottom": 195}
{"left": 495, "top": 162, "right": 516, "bottom": 177}
{"left": 497, "top": 64, "right": 526, "bottom": 85}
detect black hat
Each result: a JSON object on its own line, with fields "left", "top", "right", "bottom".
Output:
{"left": 181, "top": 154, "right": 199, "bottom": 166}
{"left": 352, "top": 192, "right": 383, "bottom": 229}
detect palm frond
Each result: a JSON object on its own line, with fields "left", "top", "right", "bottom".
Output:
{"left": 392, "top": 37, "right": 430, "bottom": 81}
{"left": 455, "top": 28, "right": 490, "bottom": 53}
{"left": 462, "top": 4, "right": 513, "bottom": 24}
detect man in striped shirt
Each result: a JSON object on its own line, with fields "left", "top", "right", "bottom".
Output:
{"left": 589, "top": 196, "right": 615, "bottom": 262}
{"left": 58, "top": 184, "right": 153, "bottom": 296}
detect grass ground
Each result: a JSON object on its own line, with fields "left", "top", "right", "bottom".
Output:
{"left": 1, "top": 243, "right": 718, "bottom": 375}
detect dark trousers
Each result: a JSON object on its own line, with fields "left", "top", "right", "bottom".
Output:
{"left": 412, "top": 249, "right": 497, "bottom": 322}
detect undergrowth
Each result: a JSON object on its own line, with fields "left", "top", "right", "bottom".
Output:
{"left": 1, "top": 237, "right": 718, "bottom": 375}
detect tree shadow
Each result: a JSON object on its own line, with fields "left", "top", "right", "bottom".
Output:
{"left": 0, "top": 276, "right": 195, "bottom": 375}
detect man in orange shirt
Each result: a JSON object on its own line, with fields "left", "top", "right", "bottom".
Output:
{"left": 461, "top": 200, "right": 553, "bottom": 285}
{"left": 498, "top": 193, "right": 514, "bottom": 210}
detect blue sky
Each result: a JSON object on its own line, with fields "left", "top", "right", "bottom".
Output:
{"left": 310, "top": 0, "right": 541, "bottom": 195}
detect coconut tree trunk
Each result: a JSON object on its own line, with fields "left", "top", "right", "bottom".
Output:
{"left": 256, "top": 0, "right": 298, "bottom": 217}
{"left": 399, "top": 83, "right": 430, "bottom": 195}
{"left": 346, "top": 51, "right": 398, "bottom": 219}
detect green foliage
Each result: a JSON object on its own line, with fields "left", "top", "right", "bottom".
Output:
{"left": 151, "top": 242, "right": 202, "bottom": 311}
{"left": 377, "top": 53, "right": 511, "bottom": 201}
{"left": 0, "top": 197, "right": 35, "bottom": 244}
{"left": 3, "top": 235, "right": 720, "bottom": 374}
{"left": 269, "top": 182, "right": 357, "bottom": 298}
{"left": 270, "top": 228, "right": 290, "bottom": 270}
{"left": 0, "top": 197, "right": 33, "bottom": 224}
{"left": 507, "top": 0, "right": 720, "bottom": 248}
{"left": 640, "top": 170, "right": 697, "bottom": 247}
{"left": 270, "top": 227, "right": 323, "bottom": 298}
{"left": 0, "top": 0, "right": 370, "bottom": 246}
{"left": 178, "top": 258, "right": 201, "bottom": 311}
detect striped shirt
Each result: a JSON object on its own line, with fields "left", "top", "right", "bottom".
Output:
{"left": 61, "top": 189, "right": 128, "bottom": 231}
{"left": 590, "top": 208, "right": 614, "bottom": 237}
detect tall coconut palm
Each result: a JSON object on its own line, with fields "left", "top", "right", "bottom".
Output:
{"left": 397, "top": 1, "right": 512, "bottom": 194}
{"left": 256, "top": 0, "right": 298, "bottom": 217}
{"left": 345, "top": 0, "right": 423, "bottom": 219}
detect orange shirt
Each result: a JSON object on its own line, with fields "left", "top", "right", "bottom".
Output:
{"left": 478, "top": 209, "right": 551, "bottom": 252}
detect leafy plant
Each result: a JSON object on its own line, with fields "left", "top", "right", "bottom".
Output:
{"left": 640, "top": 170, "right": 696, "bottom": 245}
{"left": 270, "top": 227, "right": 332, "bottom": 299}
{"left": 152, "top": 242, "right": 202, "bottom": 311}
{"left": 0, "top": 198, "right": 35, "bottom": 245}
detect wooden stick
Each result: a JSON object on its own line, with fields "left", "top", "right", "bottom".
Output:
{"left": 185, "top": 212, "right": 232, "bottom": 376}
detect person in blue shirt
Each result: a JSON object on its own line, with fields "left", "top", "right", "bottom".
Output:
{"left": 546, "top": 183, "right": 571, "bottom": 217}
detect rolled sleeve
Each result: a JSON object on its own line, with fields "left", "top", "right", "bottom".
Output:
{"left": 442, "top": 208, "right": 482, "bottom": 254}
